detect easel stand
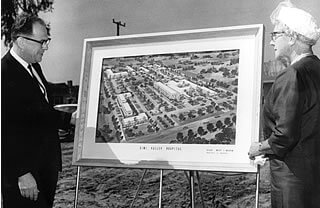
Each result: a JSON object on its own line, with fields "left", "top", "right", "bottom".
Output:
{"left": 129, "top": 169, "right": 204, "bottom": 208}
{"left": 73, "top": 166, "right": 261, "bottom": 208}
{"left": 74, "top": 166, "right": 81, "bottom": 208}
{"left": 255, "top": 165, "right": 261, "bottom": 208}
{"left": 185, "top": 170, "right": 205, "bottom": 208}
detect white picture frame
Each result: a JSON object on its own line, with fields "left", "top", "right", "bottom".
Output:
{"left": 73, "top": 24, "right": 264, "bottom": 173}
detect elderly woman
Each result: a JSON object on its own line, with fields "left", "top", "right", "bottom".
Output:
{"left": 248, "top": 2, "right": 320, "bottom": 208}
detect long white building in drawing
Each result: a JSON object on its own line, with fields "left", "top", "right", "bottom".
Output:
{"left": 122, "top": 113, "right": 148, "bottom": 128}
{"left": 117, "top": 93, "right": 133, "bottom": 117}
{"left": 153, "top": 82, "right": 181, "bottom": 100}
{"left": 105, "top": 69, "right": 128, "bottom": 79}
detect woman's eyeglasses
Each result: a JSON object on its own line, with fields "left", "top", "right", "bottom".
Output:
{"left": 270, "top": 32, "right": 286, "bottom": 41}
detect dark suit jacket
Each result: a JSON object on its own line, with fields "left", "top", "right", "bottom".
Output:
{"left": 1, "top": 52, "right": 71, "bottom": 187}
{"left": 264, "top": 55, "right": 320, "bottom": 189}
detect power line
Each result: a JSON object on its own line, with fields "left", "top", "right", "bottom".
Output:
{"left": 112, "top": 19, "right": 126, "bottom": 36}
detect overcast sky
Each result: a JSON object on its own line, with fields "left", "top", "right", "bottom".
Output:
{"left": 2, "top": 0, "right": 320, "bottom": 84}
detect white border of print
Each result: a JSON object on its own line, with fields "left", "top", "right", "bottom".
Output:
{"left": 73, "top": 24, "right": 264, "bottom": 173}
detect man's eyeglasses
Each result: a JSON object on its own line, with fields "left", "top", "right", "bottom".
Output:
{"left": 270, "top": 32, "right": 286, "bottom": 41}
{"left": 19, "top": 36, "right": 51, "bottom": 47}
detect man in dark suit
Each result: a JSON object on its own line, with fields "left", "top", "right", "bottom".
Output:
{"left": 1, "top": 13, "right": 74, "bottom": 208}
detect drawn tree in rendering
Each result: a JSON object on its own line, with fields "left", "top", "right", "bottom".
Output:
{"left": 216, "top": 120, "right": 223, "bottom": 129}
{"left": 207, "top": 123, "right": 215, "bottom": 132}
{"left": 176, "top": 132, "right": 184, "bottom": 142}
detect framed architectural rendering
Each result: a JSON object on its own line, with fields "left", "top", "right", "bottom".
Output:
{"left": 73, "top": 24, "right": 264, "bottom": 173}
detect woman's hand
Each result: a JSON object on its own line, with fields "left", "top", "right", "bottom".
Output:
{"left": 248, "top": 142, "right": 262, "bottom": 160}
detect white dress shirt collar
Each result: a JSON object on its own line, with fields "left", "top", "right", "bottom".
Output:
{"left": 10, "top": 48, "right": 49, "bottom": 102}
{"left": 10, "top": 48, "right": 33, "bottom": 76}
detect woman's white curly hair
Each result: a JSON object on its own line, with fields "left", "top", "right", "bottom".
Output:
{"left": 270, "top": 0, "right": 320, "bottom": 46}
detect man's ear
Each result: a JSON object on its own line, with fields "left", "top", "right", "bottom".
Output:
{"left": 16, "top": 37, "right": 25, "bottom": 48}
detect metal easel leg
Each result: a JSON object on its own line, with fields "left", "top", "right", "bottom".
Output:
{"left": 184, "top": 170, "right": 190, "bottom": 181}
{"left": 74, "top": 166, "right": 81, "bottom": 208}
{"left": 130, "top": 169, "right": 148, "bottom": 208}
{"left": 255, "top": 165, "right": 261, "bottom": 208}
{"left": 189, "top": 170, "right": 195, "bottom": 208}
{"left": 196, "top": 171, "right": 205, "bottom": 208}
{"left": 159, "top": 169, "right": 163, "bottom": 208}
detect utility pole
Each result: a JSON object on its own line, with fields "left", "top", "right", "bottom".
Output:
{"left": 112, "top": 19, "right": 126, "bottom": 36}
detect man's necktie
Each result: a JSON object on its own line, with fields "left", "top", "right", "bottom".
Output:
{"left": 27, "top": 64, "right": 48, "bottom": 101}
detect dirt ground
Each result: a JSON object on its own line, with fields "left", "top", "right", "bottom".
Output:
{"left": 53, "top": 142, "right": 271, "bottom": 208}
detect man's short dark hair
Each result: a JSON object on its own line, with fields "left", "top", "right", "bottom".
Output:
{"left": 11, "top": 13, "right": 47, "bottom": 42}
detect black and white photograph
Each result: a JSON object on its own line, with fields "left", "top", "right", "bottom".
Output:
{"left": 2, "top": 0, "right": 320, "bottom": 207}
